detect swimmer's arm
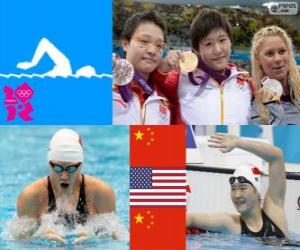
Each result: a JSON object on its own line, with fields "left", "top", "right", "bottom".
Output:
{"left": 209, "top": 134, "right": 282, "bottom": 162}
{"left": 15, "top": 188, "right": 40, "bottom": 239}
{"left": 264, "top": 151, "right": 286, "bottom": 205}
{"left": 150, "top": 69, "right": 180, "bottom": 102}
{"left": 93, "top": 182, "right": 122, "bottom": 240}
{"left": 234, "top": 137, "right": 286, "bottom": 205}
{"left": 17, "top": 188, "right": 40, "bottom": 219}
{"left": 187, "top": 213, "right": 237, "bottom": 233}
{"left": 209, "top": 134, "right": 286, "bottom": 204}
{"left": 94, "top": 182, "right": 116, "bottom": 213}
{"left": 17, "top": 187, "right": 66, "bottom": 243}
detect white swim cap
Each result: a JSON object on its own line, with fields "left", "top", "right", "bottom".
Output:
{"left": 232, "top": 164, "right": 262, "bottom": 197}
{"left": 48, "top": 129, "right": 83, "bottom": 162}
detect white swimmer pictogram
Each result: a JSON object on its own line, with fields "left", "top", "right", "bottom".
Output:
{"left": 0, "top": 37, "right": 112, "bottom": 79}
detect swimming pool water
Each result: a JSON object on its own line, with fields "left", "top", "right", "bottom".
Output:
{"left": 0, "top": 126, "right": 129, "bottom": 250}
{"left": 187, "top": 233, "right": 300, "bottom": 250}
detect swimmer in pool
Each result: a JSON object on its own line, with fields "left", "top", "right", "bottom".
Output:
{"left": 187, "top": 134, "right": 287, "bottom": 239}
{"left": 16, "top": 129, "right": 116, "bottom": 244}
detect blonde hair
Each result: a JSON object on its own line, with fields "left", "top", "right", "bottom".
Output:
{"left": 251, "top": 25, "right": 300, "bottom": 123}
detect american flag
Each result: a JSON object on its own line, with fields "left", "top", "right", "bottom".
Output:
{"left": 130, "top": 167, "right": 187, "bottom": 206}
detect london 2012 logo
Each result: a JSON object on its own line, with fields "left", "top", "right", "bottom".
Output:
{"left": 3, "top": 83, "right": 34, "bottom": 121}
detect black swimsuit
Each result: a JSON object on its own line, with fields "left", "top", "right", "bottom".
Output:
{"left": 241, "top": 210, "right": 285, "bottom": 238}
{"left": 47, "top": 174, "right": 89, "bottom": 227}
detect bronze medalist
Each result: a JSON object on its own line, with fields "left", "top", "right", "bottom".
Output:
{"left": 113, "top": 58, "right": 134, "bottom": 86}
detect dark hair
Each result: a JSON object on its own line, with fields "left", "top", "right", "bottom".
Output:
{"left": 189, "top": 8, "right": 232, "bottom": 51}
{"left": 121, "top": 10, "right": 167, "bottom": 42}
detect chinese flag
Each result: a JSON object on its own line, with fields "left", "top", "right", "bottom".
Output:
{"left": 130, "top": 125, "right": 186, "bottom": 250}
{"left": 130, "top": 207, "right": 186, "bottom": 250}
{"left": 130, "top": 125, "right": 185, "bottom": 167}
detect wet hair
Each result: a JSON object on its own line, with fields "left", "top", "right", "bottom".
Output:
{"left": 189, "top": 8, "right": 232, "bottom": 52}
{"left": 251, "top": 26, "right": 300, "bottom": 123}
{"left": 121, "top": 10, "right": 167, "bottom": 42}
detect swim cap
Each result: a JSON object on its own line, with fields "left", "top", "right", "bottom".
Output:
{"left": 48, "top": 129, "right": 83, "bottom": 162}
{"left": 232, "top": 164, "right": 262, "bottom": 197}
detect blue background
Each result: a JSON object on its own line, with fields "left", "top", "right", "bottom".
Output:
{"left": 0, "top": 0, "right": 112, "bottom": 124}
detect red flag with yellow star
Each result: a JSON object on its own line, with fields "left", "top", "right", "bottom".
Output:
{"left": 130, "top": 125, "right": 185, "bottom": 167}
{"left": 130, "top": 125, "right": 186, "bottom": 250}
{"left": 130, "top": 207, "right": 186, "bottom": 250}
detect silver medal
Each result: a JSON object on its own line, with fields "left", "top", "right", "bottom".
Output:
{"left": 262, "top": 78, "right": 283, "bottom": 97}
{"left": 113, "top": 58, "right": 134, "bottom": 86}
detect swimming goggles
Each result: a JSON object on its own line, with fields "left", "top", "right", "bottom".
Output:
{"left": 229, "top": 176, "right": 252, "bottom": 185}
{"left": 49, "top": 162, "right": 81, "bottom": 173}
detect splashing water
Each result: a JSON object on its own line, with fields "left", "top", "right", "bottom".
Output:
{"left": 2, "top": 217, "right": 38, "bottom": 240}
{"left": 2, "top": 211, "right": 128, "bottom": 245}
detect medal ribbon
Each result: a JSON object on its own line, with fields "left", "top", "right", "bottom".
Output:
{"left": 188, "top": 57, "right": 231, "bottom": 86}
{"left": 118, "top": 71, "right": 154, "bottom": 102}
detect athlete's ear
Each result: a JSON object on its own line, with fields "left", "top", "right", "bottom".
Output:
{"left": 122, "top": 39, "right": 130, "bottom": 53}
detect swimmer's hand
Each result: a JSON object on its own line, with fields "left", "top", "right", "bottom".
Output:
{"left": 16, "top": 62, "right": 34, "bottom": 70}
{"left": 208, "top": 134, "right": 239, "bottom": 153}
{"left": 256, "top": 88, "right": 280, "bottom": 104}
{"left": 42, "top": 230, "right": 66, "bottom": 245}
{"left": 158, "top": 50, "right": 183, "bottom": 73}
{"left": 73, "top": 232, "right": 89, "bottom": 244}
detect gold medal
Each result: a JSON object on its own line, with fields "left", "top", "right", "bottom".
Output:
{"left": 113, "top": 58, "right": 134, "bottom": 86}
{"left": 179, "top": 51, "right": 198, "bottom": 73}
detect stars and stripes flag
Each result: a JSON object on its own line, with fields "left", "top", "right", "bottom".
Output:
{"left": 130, "top": 125, "right": 186, "bottom": 250}
{"left": 130, "top": 167, "right": 186, "bottom": 207}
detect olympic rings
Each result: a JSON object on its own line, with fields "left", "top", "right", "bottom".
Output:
{"left": 16, "top": 90, "right": 32, "bottom": 98}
